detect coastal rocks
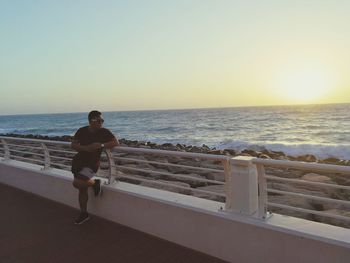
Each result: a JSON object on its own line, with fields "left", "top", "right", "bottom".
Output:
{"left": 313, "top": 209, "right": 350, "bottom": 228}
{"left": 3, "top": 132, "right": 350, "bottom": 229}
{"left": 208, "top": 150, "right": 224, "bottom": 155}
{"left": 193, "top": 185, "right": 225, "bottom": 202}
{"left": 3, "top": 133, "right": 349, "bottom": 169}
{"left": 223, "top": 149, "right": 236, "bottom": 156}
{"left": 301, "top": 173, "right": 335, "bottom": 184}
{"left": 241, "top": 149, "right": 259, "bottom": 157}
{"left": 140, "top": 180, "right": 191, "bottom": 195}
{"left": 266, "top": 167, "right": 304, "bottom": 179}
{"left": 286, "top": 154, "right": 317, "bottom": 163}
{"left": 268, "top": 195, "right": 314, "bottom": 220}
{"left": 320, "top": 157, "right": 342, "bottom": 165}
{"left": 257, "top": 154, "right": 271, "bottom": 159}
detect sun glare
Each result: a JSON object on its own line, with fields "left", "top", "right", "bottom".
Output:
{"left": 273, "top": 65, "right": 337, "bottom": 104}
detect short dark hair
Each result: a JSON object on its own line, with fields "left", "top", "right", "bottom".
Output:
{"left": 88, "top": 110, "right": 102, "bottom": 121}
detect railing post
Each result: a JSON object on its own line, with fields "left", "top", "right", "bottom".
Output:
{"left": 105, "top": 149, "right": 117, "bottom": 185}
{"left": 225, "top": 156, "right": 261, "bottom": 218}
{"left": 1, "top": 139, "right": 10, "bottom": 161}
{"left": 256, "top": 164, "right": 268, "bottom": 219}
{"left": 41, "top": 143, "right": 51, "bottom": 170}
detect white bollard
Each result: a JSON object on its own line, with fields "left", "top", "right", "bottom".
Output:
{"left": 225, "top": 156, "right": 259, "bottom": 217}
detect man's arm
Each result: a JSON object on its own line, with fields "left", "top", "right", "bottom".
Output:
{"left": 102, "top": 137, "right": 119, "bottom": 149}
{"left": 71, "top": 140, "right": 102, "bottom": 152}
{"left": 71, "top": 140, "right": 88, "bottom": 152}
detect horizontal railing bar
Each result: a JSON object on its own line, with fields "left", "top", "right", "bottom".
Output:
{"left": 0, "top": 136, "right": 70, "bottom": 146}
{"left": 113, "top": 156, "right": 224, "bottom": 173}
{"left": 1, "top": 136, "right": 228, "bottom": 162}
{"left": 254, "top": 158, "right": 350, "bottom": 174}
{"left": 267, "top": 189, "right": 350, "bottom": 206}
{"left": 5, "top": 143, "right": 43, "bottom": 150}
{"left": 47, "top": 148, "right": 76, "bottom": 154}
{"left": 268, "top": 202, "right": 350, "bottom": 222}
{"left": 107, "top": 172, "right": 226, "bottom": 198}
{"left": 9, "top": 149, "right": 45, "bottom": 157}
{"left": 10, "top": 156, "right": 45, "bottom": 163}
{"left": 114, "top": 147, "right": 230, "bottom": 162}
{"left": 115, "top": 165, "right": 225, "bottom": 185}
{"left": 51, "top": 156, "right": 72, "bottom": 161}
{"left": 51, "top": 163, "right": 71, "bottom": 169}
{"left": 266, "top": 175, "right": 350, "bottom": 191}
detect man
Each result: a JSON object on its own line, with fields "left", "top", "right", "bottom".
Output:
{"left": 71, "top": 110, "right": 119, "bottom": 225}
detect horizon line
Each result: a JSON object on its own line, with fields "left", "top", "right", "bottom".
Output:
{"left": 1, "top": 101, "right": 350, "bottom": 117}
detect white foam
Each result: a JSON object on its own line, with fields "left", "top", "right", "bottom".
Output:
{"left": 217, "top": 140, "right": 350, "bottom": 160}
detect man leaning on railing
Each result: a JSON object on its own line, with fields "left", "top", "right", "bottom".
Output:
{"left": 71, "top": 110, "right": 119, "bottom": 225}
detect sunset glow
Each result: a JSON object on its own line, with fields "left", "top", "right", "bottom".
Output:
{"left": 0, "top": 1, "right": 349, "bottom": 114}
{"left": 272, "top": 64, "right": 338, "bottom": 104}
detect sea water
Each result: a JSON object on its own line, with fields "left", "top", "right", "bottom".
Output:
{"left": 1, "top": 103, "right": 349, "bottom": 159}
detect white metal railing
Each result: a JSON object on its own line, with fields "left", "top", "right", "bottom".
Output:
{"left": 1, "top": 136, "right": 350, "bottom": 228}
{"left": 253, "top": 158, "right": 350, "bottom": 224}
{"left": 0, "top": 136, "right": 228, "bottom": 203}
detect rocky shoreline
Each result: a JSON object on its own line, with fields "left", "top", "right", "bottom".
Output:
{"left": 1, "top": 133, "right": 350, "bottom": 228}
{"left": 2, "top": 133, "right": 349, "bottom": 165}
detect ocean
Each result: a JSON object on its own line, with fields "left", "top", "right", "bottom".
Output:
{"left": 1, "top": 103, "right": 350, "bottom": 159}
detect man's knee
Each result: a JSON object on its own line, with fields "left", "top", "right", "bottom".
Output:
{"left": 73, "top": 179, "right": 89, "bottom": 189}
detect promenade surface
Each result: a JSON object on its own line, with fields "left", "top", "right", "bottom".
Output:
{"left": 0, "top": 183, "right": 226, "bottom": 263}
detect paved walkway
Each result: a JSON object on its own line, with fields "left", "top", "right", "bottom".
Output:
{"left": 0, "top": 183, "right": 227, "bottom": 263}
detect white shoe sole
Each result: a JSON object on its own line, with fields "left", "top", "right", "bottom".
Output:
{"left": 74, "top": 216, "right": 91, "bottom": 225}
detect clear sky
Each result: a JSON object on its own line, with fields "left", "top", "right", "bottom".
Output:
{"left": 0, "top": 0, "right": 349, "bottom": 115}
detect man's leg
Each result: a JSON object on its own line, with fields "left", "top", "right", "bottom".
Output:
{"left": 73, "top": 178, "right": 93, "bottom": 212}
{"left": 72, "top": 178, "right": 94, "bottom": 224}
{"left": 78, "top": 186, "right": 88, "bottom": 213}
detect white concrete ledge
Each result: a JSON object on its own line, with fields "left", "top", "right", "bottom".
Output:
{"left": 1, "top": 159, "right": 350, "bottom": 262}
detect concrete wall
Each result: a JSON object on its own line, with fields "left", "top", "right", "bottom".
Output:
{"left": 1, "top": 160, "right": 350, "bottom": 263}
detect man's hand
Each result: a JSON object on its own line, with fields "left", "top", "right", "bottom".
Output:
{"left": 71, "top": 141, "right": 103, "bottom": 152}
{"left": 85, "top": 143, "right": 103, "bottom": 152}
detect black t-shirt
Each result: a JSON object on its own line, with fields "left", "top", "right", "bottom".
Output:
{"left": 71, "top": 126, "right": 115, "bottom": 174}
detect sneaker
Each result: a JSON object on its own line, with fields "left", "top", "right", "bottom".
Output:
{"left": 74, "top": 212, "right": 90, "bottom": 225}
{"left": 92, "top": 179, "right": 102, "bottom": 196}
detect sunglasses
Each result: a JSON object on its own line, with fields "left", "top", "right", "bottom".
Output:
{"left": 90, "top": 118, "right": 104, "bottom": 124}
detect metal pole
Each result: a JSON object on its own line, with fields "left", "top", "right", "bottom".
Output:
{"left": 1, "top": 139, "right": 10, "bottom": 161}
{"left": 257, "top": 164, "right": 268, "bottom": 219}
{"left": 105, "top": 149, "right": 117, "bottom": 185}
{"left": 41, "top": 143, "right": 51, "bottom": 170}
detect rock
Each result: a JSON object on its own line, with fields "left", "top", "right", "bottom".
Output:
{"left": 204, "top": 172, "right": 225, "bottom": 182}
{"left": 193, "top": 185, "right": 225, "bottom": 202}
{"left": 161, "top": 143, "right": 178, "bottom": 151}
{"left": 208, "top": 150, "right": 224, "bottom": 155}
{"left": 266, "top": 167, "right": 304, "bottom": 179}
{"left": 164, "top": 173, "right": 208, "bottom": 187}
{"left": 268, "top": 195, "right": 314, "bottom": 220}
{"left": 271, "top": 150, "right": 286, "bottom": 157}
{"left": 261, "top": 149, "right": 283, "bottom": 159}
{"left": 313, "top": 209, "right": 350, "bottom": 228}
{"left": 241, "top": 149, "right": 259, "bottom": 157}
{"left": 145, "top": 142, "right": 157, "bottom": 148}
{"left": 188, "top": 146, "right": 202, "bottom": 153}
{"left": 301, "top": 173, "right": 335, "bottom": 184}
{"left": 138, "top": 145, "right": 151, "bottom": 149}
{"left": 161, "top": 143, "right": 174, "bottom": 147}
{"left": 321, "top": 157, "right": 341, "bottom": 165}
{"left": 258, "top": 154, "right": 271, "bottom": 159}
{"left": 176, "top": 143, "right": 186, "bottom": 150}
{"left": 296, "top": 154, "right": 317, "bottom": 163}
{"left": 223, "top": 149, "right": 236, "bottom": 156}
{"left": 202, "top": 144, "right": 210, "bottom": 151}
